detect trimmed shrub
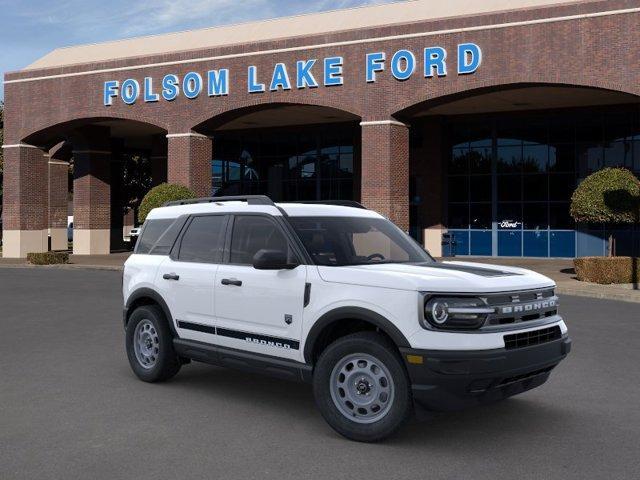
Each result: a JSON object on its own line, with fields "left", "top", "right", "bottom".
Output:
{"left": 570, "top": 168, "right": 640, "bottom": 224}
{"left": 574, "top": 256, "right": 640, "bottom": 284}
{"left": 27, "top": 251, "right": 69, "bottom": 265}
{"left": 138, "top": 183, "right": 196, "bottom": 222}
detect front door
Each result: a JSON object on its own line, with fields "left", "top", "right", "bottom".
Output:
{"left": 158, "top": 214, "right": 229, "bottom": 343}
{"left": 214, "top": 214, "right": 306, "bottom": 361}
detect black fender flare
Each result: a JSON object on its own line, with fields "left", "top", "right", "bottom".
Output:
{"left": 303, "top": 307, "right": 410, "bottom": 364}
{"left": 124, "top": 288, "right": 178, "bottom": 337}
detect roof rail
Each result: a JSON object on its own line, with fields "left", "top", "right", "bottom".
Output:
{"left": 283, "top": 200, "right": 368, "bottom": 209}
{"left": 163, "top": 195, "right": 275, "bottom": 207}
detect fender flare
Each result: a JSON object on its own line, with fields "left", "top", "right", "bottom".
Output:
{"left": 303, "top": 307, "right": 411, "bottom": 363}
{"left": 124, "top": 288, "right": 178, "bottom": 337}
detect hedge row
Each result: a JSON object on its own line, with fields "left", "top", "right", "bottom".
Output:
{"left": 27, "top": 252, "right": 69, "bottom": 265}
{"left": 574, "top": 256, "right": 640, "bottom": 284}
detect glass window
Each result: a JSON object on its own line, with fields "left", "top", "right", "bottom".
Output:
{"left": 523, "top": 203, "right": 548, "bottom": 230}
{"left": 549, "top": 174, "right": 575, "bottom": 201}
{"left": 497, "top": 203, "right": 522, "bottom": 230}
{"left": 549, "top": 203, "right": 573, "bottom": 229}
{"left": 178, "top": 215, "right": 227, "bottom": 263}
{"left": 497, "top": 145, "right": 522, "bottom": 173}
{"left": 469, "top": 146, "right": 491, "bottom": 174}
{"left": 469, "top": 175, "right": 491, "bottom": 202}
{"left": 289, "top": 216, "right": 432, "bottom": 266}
{"left": 523, "top": 174, "right": 548, "bottom": 202}
{"left": 449, "top": 148, "right": 469, "bottom": 174}
{"left": 470, "top": 203, "right": 491, "bottom": 229}
{"left": 448, "top": 176, "right": 469, "bottom": 202}
{"left": 522, "top": 144, "right": 548, "bottom": 173}
{"left": 498, "top": 175, "right": 522, "bottom": 202}
{"left": 149, "top": 218, "right": 186, "bottom": 256}
{"left": 230, "top": 216, "right": 291, "bottom": 265}
{"left": 448, "top": 204, "right": 469, "bottom": 228}
{"left": 136, "top": 219, "right": 175, "bottom": 254}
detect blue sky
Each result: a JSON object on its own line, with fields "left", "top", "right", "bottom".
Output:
{"left": 0, "top": 0, "right": 397, "bottom": 100}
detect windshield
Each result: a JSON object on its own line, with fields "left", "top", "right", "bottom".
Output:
{"left": 289, "top": 216, "right": 434, "bottom": 266}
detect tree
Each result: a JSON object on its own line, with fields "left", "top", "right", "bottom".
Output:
{"left": 570, "top": 167, "right": 640, "bottom": 256}
{"left": 121, "top": 153, "right": 152, "bottom": 222}
{"left": 138, "top": 183, "right": 196, "bottom": 223}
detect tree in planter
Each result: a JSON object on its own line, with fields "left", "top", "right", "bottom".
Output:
{"left": 138, "top": 183, "right": 196, "bottom": 223}
{"left": 570, "top": 167, "right": 640, "bottom": 256}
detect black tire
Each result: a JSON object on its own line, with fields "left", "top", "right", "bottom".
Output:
{"left": 125, "top": 305, "right": 181, "bottom": 382}
{"left": 313, "top": 331, "right": 413, "bottom": 442}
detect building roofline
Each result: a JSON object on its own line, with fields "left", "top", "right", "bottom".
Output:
{"left": 22, "top": 0, "right": 588, "bottom": 71}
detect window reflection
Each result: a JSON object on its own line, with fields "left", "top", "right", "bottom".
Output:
{"left": 211, "top": 125, "right": 357, "bottom": 201}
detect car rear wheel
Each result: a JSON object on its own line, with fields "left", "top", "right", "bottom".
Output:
{"left": 125, "top": 305, "right": 181, "bottom": 382}
{"left": 313, "top": 331, "right": 413, "bottom": 442}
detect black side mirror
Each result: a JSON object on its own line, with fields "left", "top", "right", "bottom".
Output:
{"left": 252, "top": 249, "right": 298, "bottom": 270}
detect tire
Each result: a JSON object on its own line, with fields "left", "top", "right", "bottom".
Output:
{"left": 125, "top": 305, "right": 181, "bottom": 382}
{"left": 313, "top": 331, "right": 413, "bottom": 442}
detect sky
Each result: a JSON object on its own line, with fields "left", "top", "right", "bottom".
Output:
{"left": 0, "top": 0, "right": 398, "bottom": 100}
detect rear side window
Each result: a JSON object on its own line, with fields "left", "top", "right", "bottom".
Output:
{"left": 136, "top": 219, "right": 174, "bottom": 254}
{"left": 178, "top": 215, "right": 227, "bottom": 263}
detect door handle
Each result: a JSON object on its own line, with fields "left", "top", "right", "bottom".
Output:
{"left": 163, "top": 273, "right": 180, "bottom": 281}
{"left": 221, "top": 278, "right": 242, "bottom": 287}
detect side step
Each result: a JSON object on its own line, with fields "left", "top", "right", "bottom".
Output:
{"left": 173, "top": 338, "right": 313, "bottom": 383}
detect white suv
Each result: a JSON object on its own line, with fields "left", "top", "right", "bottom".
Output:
{"left": 123, "top": 195, "right": 571, "bottom": 442}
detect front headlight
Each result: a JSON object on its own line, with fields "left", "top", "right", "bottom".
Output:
{"left": 422, "top": 296, "right": 494, "bottom": 330}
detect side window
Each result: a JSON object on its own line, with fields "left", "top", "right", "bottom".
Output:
{"left": 177, "top": 215, "right": 227, "bottom": 263}
{"left": 136, "top": 219, "right": 174, "bottom": 254}
{"left": 229, "top": 216, "right": 291, "bottom": 265}
{"left": 148, "top": 217, "right": 186, "bottom": 256}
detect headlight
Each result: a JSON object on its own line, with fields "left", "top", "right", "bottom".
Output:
{"left": 422, "top": 296, "right": 494, "bottom": 330}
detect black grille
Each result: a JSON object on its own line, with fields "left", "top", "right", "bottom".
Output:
{"left": 483, "top": 289, "right": 558, "bottom": 328}
{"left": 504, "top": 326, "right": 562, "bottom": 350}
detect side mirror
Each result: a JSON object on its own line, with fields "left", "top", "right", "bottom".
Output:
{"left": 252, "top": 249, "right": 298, "bottom": 270}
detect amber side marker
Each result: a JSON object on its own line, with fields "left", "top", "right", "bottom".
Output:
{"left": 406, "top": 355, "right": 423, "bottom": 365}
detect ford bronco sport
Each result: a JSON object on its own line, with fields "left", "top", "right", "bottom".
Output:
{"left": 122, "top": 195, "right": 571, "bottom": 442}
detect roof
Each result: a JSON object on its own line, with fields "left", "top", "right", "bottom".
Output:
{"left": 25, "top": 0, "right": 579, "bottom": 70}
{"left": 147, "top": 201, "right": 382, "bottom": 221}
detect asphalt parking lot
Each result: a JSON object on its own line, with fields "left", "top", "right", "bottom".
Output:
{"left": 1, "top": 268, "right": 639, "bottom": 479}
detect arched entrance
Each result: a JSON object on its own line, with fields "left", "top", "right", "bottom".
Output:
{"left": 3, "top": 118, "right": 167, "bottom": 257}
{"left": 397, "top": 84, "right": 640, "bottom": 258}
{"left": 194, "top": 104, "right": 361, "bottom": 203}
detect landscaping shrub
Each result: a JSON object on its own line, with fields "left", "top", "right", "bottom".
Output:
{"left": 27, "top": 251, "right": 69, "bottom": 265}
{"left": 138, "top": 183, "right": 196, "bottom": 222}
{"left": 570, "top": 168, "right": 640, "bottom": 224}
{"left": 574, "top": 256, "right": 640, "bottom": 284}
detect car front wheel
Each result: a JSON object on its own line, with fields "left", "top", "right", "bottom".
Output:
{"left": 313, "top": 331, "right": 413, "bottom": 442}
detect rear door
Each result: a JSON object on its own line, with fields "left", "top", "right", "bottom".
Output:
{"left": 157, "top": 214, "right": 229, "bottom": 343}
{"left": 214, "top": 214, "right": 307, "bottom": 361}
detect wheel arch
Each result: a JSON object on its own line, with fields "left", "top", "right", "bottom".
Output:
{"left": 303, "top": 307, "right": 411, "bottom": 364}
{"left": 124, "top": 288, "right": 178, "bottom": 337}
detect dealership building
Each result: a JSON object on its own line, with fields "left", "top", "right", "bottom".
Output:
{"left": 2, "top": 0, "right": 640, "bottom": 258}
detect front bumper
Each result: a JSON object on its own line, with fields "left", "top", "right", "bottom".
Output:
{"left": 400, "top": 335, "right": 571, "bottom": 411}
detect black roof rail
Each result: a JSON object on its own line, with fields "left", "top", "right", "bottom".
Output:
{"left": 163, "top": 195, "right": 275, "bottom": 207}
{"left": 282, "top": 200, "right": 368, "bottom": 209}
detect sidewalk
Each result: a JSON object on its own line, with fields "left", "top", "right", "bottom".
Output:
{"left": 1, "top": 252, "right": 639, "bottom": 303}
{"left": 0, "top": 252, "right": 131, "bottom": 271}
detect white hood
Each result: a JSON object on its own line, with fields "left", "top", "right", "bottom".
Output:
{"left": 317, "top": 260, "right": 555, "bottom": 293}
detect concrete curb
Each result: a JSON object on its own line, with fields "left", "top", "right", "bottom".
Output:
{"left": 0, "top": 264, "right": 123, "bottom": 272}
{"left": 555, "top": 285, "right": 640, "bottom": 304}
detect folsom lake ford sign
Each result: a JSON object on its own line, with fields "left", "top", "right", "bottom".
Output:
{"left": 103, "top": 43, "right": 482, "bottom": 106}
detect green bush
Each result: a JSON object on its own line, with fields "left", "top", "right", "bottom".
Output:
{"left": 138, "top": 183, "right": 196, "bottom": 222}
{"left": 27, "top": 251, "right": 69, "bottom": 265}
{"left": 570, "top": 168, "right": 640, "bottom": 224}
{"left": 574, "top": 256, "right": 640, "bottom": 284}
